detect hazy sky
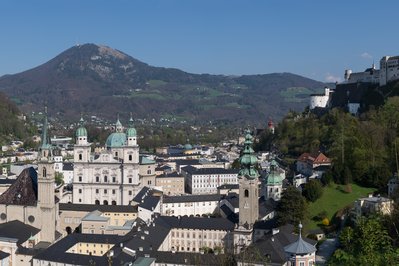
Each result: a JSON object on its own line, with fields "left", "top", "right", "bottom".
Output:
{"left": 1, "top": 0, "right": 398, "bottom": 82}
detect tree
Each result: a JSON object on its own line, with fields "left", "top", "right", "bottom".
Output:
{"left": 303, "top": 179, "right": 323, "bottom": 202}
{"left": 330, "top": 216, "right": 398, "bottom": 265}
{"left": 55, "top": 172, "right": 64, "bottom": 186}
{"left": 276, "top": 186, "right": 308, "bottom": 226}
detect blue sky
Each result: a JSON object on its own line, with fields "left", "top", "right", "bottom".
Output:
{"left": 0, "top": 0, "right": 398, "bottom": 82}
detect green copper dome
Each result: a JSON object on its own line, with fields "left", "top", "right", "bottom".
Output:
{"left": 266, "top": 160, "right": 284, "bottom": 185}
{"left": 75, "top": 117, "right": 87, "bottom": 137}
{"left": 127, "top": 128, "right": 137, "bottom": 137}
{"left": 184, "top": 144, "right": 193, "bottom": 150}
{"left": 238, "top": 129, "right": 259, "bottom": 179}
{"left": 106, "top": 132, "right": 127, "bottom": 148}
{"left": 126, "top": 115, "right": 137, "bottom": 137}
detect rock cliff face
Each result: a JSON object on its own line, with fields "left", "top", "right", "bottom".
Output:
{"left": 0, "top": 43, "right": 326, "bottom": 123}
{"left": 0, "top": 167, "right": 37, "bottom": 206}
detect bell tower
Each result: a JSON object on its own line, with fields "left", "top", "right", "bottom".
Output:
{"left": 235, "top": 129, "right": 259, "bottom": 252}
{"left": 37, "top": 106, "right": 56, "bottom": 243}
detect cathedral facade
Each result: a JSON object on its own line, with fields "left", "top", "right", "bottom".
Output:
{"left": 72, "top": 117, "right": 141, "bottom": 205}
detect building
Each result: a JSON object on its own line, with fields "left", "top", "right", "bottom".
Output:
{"left": 72, "top": 116, "right": 141, "bottom": 205}
{"left": 284, "top": 223, "right": 317, "bottom": 266}
{"left": 181, "top": 166, "right": 238, "bottom": 194}
{"left": 265, "top": 160, "right": 285, "bottom": 201}
{"left": 296, "top": 152, "right": 331, "bottom": 178}
{"left": 162, "top": 194, "right": 221, "bottom": 217}
{"left": 59, "top": 203, "right": 138, "bottom": 235}
{"left": 309, "top": 87, "right": 333, "bottom": 110}
{"left": 234, "top": 130, "right": 260, "bottom": 251}
{"left": 344, "top": 64, "right": 380, "bottom": 84}
{"left": 352, "top": 195, "right": 393, "bottom": 220}
{"left": 0, "top": 108, "right": 60, "bottom": 265}
{"left": 155, "top": 172, "right": 185, "bottom": 195}
{"left": 380, "top": 56, "right": 399, "bottom": 86}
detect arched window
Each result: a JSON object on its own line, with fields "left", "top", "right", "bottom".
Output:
{"left": 147, "top": 170, "right": 151, "bottom": 175}
{"left": 95, "top": 200, "right": 100, "bottom": 205}
{"left": 66, "top": 226, "right": 72, "bottom": 235}
{"left": 104, "top": 176, "right": 108, "bottom": 182}
{"left": 112, "top": 200, "right": 116, "bottom": 205}
{"left": 244, "top": 189, "right": 249, "bottom": 198}
{"left": 129, "top": 155, "right": 132, "bottom": 161}
{"left": 103, "top": 200, "right": 108, "bottom": 205}
{"left": 42, "top": 167, "right": 47, "bottom": 177}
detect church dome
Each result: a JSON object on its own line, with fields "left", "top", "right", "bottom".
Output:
{"left": 106, "top": 132, "right": 127, "bottom": 148}
{"left": 127, "top": 127, "right": 137, "bottom": 137}
{"left": 75, "top": 117, "right": 87, "bottom": 137}
{"left": 76, "top": 126, "right": 87, "bottom": 137}
{"left": 184, "top": 144, "right": 193, "bottom": 150}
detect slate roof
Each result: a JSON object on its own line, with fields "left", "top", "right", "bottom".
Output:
{"left": 218, "top": 184, "right": 239, "bottom": 190}
{"left": 0, "top": 167, "right": 37, "bottom": 206}
{"left": 0, "top": 250, "right": 10, "bottom": 260}
{"left": 139, "top": 195, "right": 160, "bottom": 211}
{"left": 82, "top": 210, "right": 109, "bottom": 222}
{"left": 163, "top": 194, "right": 221, "bottom": 204}
{"left": 249, "top": 224, "right": 317, "bottom": 264}
{"left": 33, "top": 233, "right": 127, "bottom": 265}
{"left": 156, "top": 172, "right": 182, "bottom": 178}
{"left": 62, "top": 162, "right": 73, "bottom": 171}
{"left": 0, "top": 178, "right": 16, "bottom": 185}
{"left": 181, "top": 165, "right": 239, "bottom": 175}
{"left": 0, "top": 220, "right": 40, "bottom": 245}
{"left": 59, "top": 203, "right": 138, "bottom": 213}
{"left": 284, "top": 235, "right": 317, "bottom": 255}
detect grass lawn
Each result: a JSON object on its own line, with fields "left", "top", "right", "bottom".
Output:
{"left": 307, "top": 183, "right": 375, "bottom": 230}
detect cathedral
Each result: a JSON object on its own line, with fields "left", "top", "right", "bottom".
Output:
{"left": 72, "top": 116, "right": 141, "bottom": 205}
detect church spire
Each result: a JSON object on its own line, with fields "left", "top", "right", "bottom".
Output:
{"left": 115, "top": 113, "right": 123, "bottom": 133}
{"left": 39, "top": 106, "right": 52, "bottom": 159}
{"left": 238, "top": 129, "right": 259, "bottom": 179}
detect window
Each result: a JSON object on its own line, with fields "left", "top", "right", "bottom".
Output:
{"left": 148, "top": 180, "right": 152, "bottom": 185}
{"left": 244, "top": 189, "right": 249, "bottom": 197}
{"left": 96, "top": 176, "right": 99, "bottom": 182}
{"left": 129, "top": 178, "right": 132, "bottom": 183}
{"left": 112, "top": 189, "right": 116, "bottom": 195}
{"left": 96, "top": 189, "right": 99, "bottom": 194}
{"left": 112, "top": 176, "right": 116, "bottom": 183}
{"left": 42, "top": 167, "right": 47, "bottom": 177}
{"left": 79, "top": 176, "right": 82, "bottom": 182}
{"left": 129, "top": 191, "right": 132, "bottom": 196}
{"left": 129, "top": 155, "right": 132, "bottom": 161}
{"left": 79, "top": 189, "right": 82, "bottom": 194}
{"left": 104, "top": 176, "right": 108, "bottom": 182}
{"left": 79, "top": 199, "right": 82, "bottom": 203}
{"left": 115, "top": 152, "right": 118, "bottom": 157}
{"left": 147, "top": 170, "right": 152, "bottom": 175}
{"left": 79, "top": 154, "right": 82, "bottom": 160}
{"left": 104, "top": 189, "right": 107, "bottom": 194}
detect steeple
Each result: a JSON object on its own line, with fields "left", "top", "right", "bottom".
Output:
{"left": 75, "top": 115, "right": 88, "bottom": 145}
{"left": 115, "top": 114, "right": 123, "bottom": 133}
{"left": 126, "top": 113, "right": 137, "bottom": 146}
{"left": 238, "top": 129, "right": 259, "bottom": 179}
{"left": 39, "top": 106, "right": 52, "bottom": 160}
{"left": 238, "top": 129, "right": 259, "bottom": 230}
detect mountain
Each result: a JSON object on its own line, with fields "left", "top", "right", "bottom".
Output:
{"left": 0, "top": 43, "right": 326, "bottom": 124}
{"left": 0, "top": 92, "right": 32, "bottom": 145}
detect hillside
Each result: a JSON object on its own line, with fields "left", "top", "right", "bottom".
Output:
{"left": 0, "top": 92, "right": 31, "bottom": 145}
{"left": 0, "top": 43, "right": 327, "bottom": 124}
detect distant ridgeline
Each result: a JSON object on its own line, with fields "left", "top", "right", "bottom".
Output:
{"left": 310, "top": 55, "right": 399, "bottom": 115}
